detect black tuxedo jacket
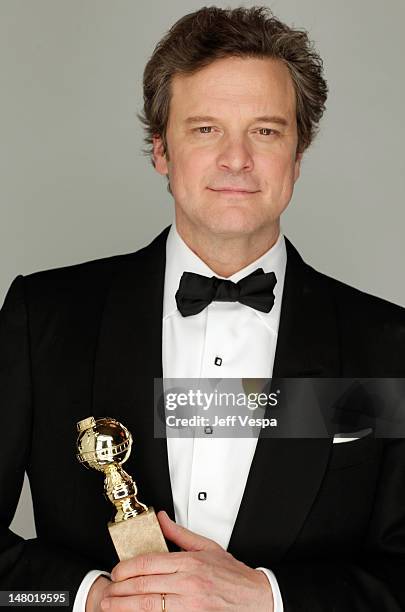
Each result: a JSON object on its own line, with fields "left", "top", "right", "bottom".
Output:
{"left": 1, "top": 225, "right": 405, "bottom": 611}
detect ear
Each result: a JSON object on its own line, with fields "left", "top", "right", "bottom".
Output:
{"left": 294, "top": 151, "right": 303, "bottom": 183}
{"left": 152, "top": 134, "right": 169, "bottom": 176}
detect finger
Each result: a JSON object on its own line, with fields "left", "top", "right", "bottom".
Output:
{"left": 104, "top": 573, "right": 186, "bottom": 598}
{"left": 111, "top": 551, "right": 189, "bottom": 582}
{"left": 157, "top": 510, "right": 223, "bottom": 553}
{"left": 101, "top": 593, "right": 182, "bottom": 611}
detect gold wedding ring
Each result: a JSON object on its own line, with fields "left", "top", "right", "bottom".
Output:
{"left": 161, "top": 593, "right": 166, "bottom": 611}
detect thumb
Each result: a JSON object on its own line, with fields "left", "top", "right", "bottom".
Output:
{"left": 157, "top": 510, "right": 223, "bottom": 552}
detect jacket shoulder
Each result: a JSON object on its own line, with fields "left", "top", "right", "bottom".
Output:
{"left": 308, "top": 265, "right": 405, "bottom": 373}
{"left": 20, "top": 225, "right": 170, "bottom": 302}
{"left": 286, "top": 237, "right": 405, "bottom": 326}
{"left": 312, "top": 265, "right": 405, "bottom": 323}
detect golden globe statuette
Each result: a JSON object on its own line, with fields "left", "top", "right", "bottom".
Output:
{"left": 76, "top": 416, "right": 168, "bottom": 561}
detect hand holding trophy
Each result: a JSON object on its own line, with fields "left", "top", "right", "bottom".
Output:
{"left": 76, "top": 416, "right": 168, "bottom": 560}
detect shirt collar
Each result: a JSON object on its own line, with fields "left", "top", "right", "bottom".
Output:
{"left": 163, "top": 222, "right": 287, "bottom": 333}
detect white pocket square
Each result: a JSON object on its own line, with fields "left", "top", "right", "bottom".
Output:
{"left": 332, "top": 427, "right": 373, "bottom": 444}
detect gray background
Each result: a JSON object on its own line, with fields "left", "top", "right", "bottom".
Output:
{"left": 1, "top": 1, "right": 404, "bottom": 538}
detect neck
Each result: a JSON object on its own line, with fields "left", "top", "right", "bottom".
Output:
{"left": 175, "top": 218, "right": 280, "bottom": 278}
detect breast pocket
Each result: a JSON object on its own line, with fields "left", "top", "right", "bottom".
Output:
{"left": 328, "top": 432, "right": 381, "bottom": 469}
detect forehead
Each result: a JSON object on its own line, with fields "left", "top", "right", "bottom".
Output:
{"left": 170, "top": 56, "right": 296, "bottom": 120}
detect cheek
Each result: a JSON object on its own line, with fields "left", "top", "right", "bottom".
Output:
{"left": 170, "top": 149, "right": 212, "bottom": 192}
{"left": 259, "top": 154, "right": 296, "bottom": 193}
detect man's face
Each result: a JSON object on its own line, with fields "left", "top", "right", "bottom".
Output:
{"left": 153, "top": 56, "right": 302, "bottom": 238}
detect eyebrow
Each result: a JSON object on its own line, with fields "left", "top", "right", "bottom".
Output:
{"left": 184, "top": 114, "right": 289, "bottom": 127}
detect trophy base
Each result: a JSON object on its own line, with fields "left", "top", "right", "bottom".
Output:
{"left": 108, "top": 507, "right": 168, "bottom": 561}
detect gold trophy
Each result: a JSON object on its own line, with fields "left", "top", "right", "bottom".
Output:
{"left": 76, "top": 416, "right": 168, "bottom": 561}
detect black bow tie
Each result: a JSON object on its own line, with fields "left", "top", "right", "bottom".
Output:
{"left": 175, "top": 268, "right": 277, "bottom": 317}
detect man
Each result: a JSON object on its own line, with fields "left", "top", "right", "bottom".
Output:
{"left": 1, "top": 6, "right": 404, "bottom": 611}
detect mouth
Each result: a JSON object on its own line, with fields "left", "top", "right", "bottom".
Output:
{"left": 208, "top": 188, "right": 259, "bottom": 195}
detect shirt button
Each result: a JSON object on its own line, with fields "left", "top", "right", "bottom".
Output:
{"left": 198, "top": 491, "right": 207, "bottom": 501}
{"left": 214, "top": 356, "right": 222, "bottom": 366}
{"left": 204, "top": 425, "right": 213, "bottom": 434}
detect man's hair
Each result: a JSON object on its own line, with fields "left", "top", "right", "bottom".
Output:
{"left": 138, "top": 6, "right": 328, "bottom": 164}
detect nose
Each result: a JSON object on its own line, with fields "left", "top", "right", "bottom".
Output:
{"left": 216, "top": 135, "right": 254, "bottom": 173}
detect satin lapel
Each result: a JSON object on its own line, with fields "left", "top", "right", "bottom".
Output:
{"left": 228, "top": 237, "right": 342, "bottom": 565}
{"left": 92, "top": 226, "right": 176, "bottom": 533}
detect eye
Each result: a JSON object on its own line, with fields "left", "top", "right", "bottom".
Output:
{"left": 196, "top": 126, "right": 213, "bottom": 134}
{"left": 257, "top": 128, "right": 277, "bottom": 136}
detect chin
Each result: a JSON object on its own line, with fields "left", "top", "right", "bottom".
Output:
{"left": 201, "top": 210, "right": 264, "bottom": 237}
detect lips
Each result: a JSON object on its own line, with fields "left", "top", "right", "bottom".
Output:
{"left": 208, "top": 187, "right": 258, "bottom": 193}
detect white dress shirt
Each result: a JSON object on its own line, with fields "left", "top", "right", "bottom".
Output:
{"left": 74, "top": 223, "right": 286, "bottom": 611}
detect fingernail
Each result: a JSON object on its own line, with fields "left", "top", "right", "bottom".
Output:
{"left": 101, "top": 599, "right": 110, "bottom": 610}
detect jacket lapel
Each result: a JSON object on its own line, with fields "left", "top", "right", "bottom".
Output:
{"left": 92, "top": 226, "right": 177, "bottom": 546}
{"left": 227, "top": 237, "right": 342, "bottom": 565}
